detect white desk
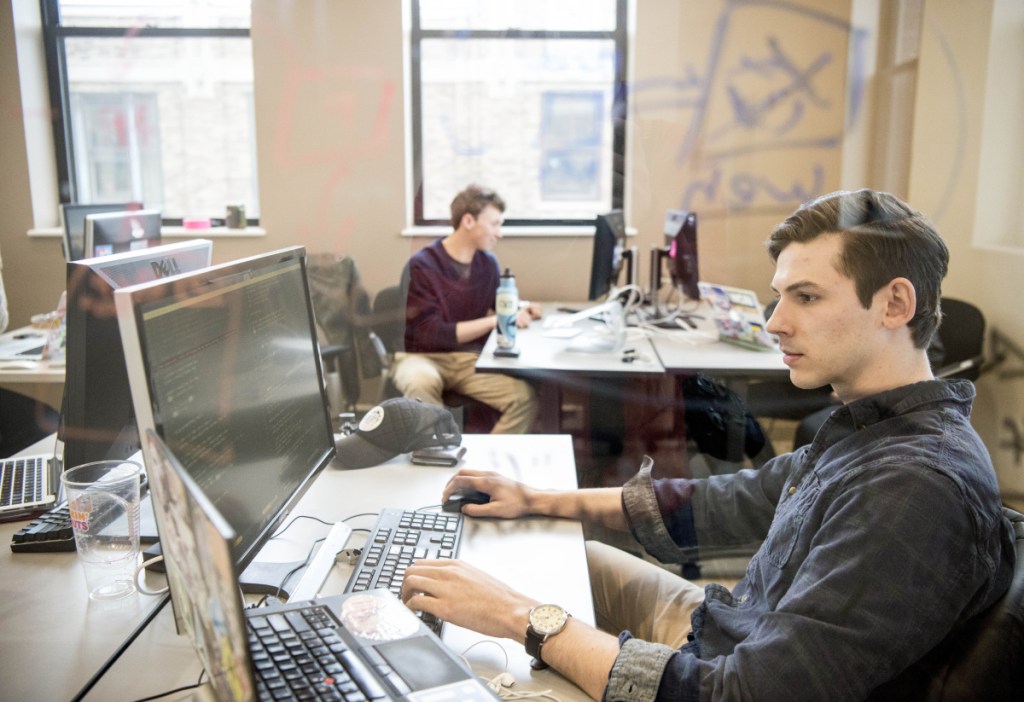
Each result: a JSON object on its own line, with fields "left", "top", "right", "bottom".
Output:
{"left": 0, "top": 326, "right": 66, "bottom": 411}
{"left": 476, "top": 306, "right": 664, "bottom": 431}
{"left": 642, "top": 300, "right": 787, "bottom": 378}
{"left": 65, "top": 434, "right": 594, "bottom": 701}
{"left": 0, "top": 439, "right": 167, "bottom": 702}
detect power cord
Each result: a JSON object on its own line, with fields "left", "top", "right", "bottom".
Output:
{"left": 129, "top": 670, "right": 206, "bottom": 702}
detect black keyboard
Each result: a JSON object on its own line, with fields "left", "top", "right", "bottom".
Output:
{"left": 10, "top": 492, "right": 161, "bottom": 553}
{"left": 10, "top": 502, "right": 76, "bottom": 553}
{"left": 344, "top": 509, "right": 463, "bottom": 635}
{"left": 248, "top": 603, "right": 387, "bottom": 701}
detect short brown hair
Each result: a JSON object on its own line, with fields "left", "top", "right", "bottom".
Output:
{"left": 766, "top": 189, "right": 948, "bottom": 348}
{"left": 450, "top": 184, "right": 505, "bottom": 230}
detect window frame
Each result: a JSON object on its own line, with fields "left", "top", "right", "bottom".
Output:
{"left": 38, "top": 0, "right": 254, "bottom": 225}
{"left": 408, "top": 0, "right": 629, "bottom": 227}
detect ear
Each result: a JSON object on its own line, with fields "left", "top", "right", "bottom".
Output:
{"left": 879, "top": 277, "right": 917, "bottom": 330}
{"left": 460, "top": 212, "right": 477, "bottom": 230}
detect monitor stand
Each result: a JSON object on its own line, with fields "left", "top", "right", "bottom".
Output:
{"left": 239, "top": 521, "right": 353, "bottom": 599}
{"left": 671, "top": 303, "right": 704, "bottom": 330}
{"left": 143, "top": 521, "right": 353, "bottom": 600}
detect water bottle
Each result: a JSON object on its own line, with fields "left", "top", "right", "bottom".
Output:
{"left": 495, "top": 268, "right": 518, "bottom": 349}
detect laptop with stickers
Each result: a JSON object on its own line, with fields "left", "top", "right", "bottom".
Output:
{"left": 142, "top": 429, "right": 496, "bottom": 702}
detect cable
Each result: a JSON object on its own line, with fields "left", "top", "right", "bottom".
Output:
{"left": 134, "top": 554, "right": 169, "bottom": 596}
{"left": 270, "top": 513, "right": 334, "bottom": 539}
{"left": 128, "top": 670, "right": 205, "bottom": 702}
{"left": 273, "top": 535, "right": 327, "bottom": 600}
{"left": 458, "top": 640, "right": 563, "bottom": 701}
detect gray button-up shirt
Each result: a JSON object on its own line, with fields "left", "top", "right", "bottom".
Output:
{"left": 605, "top": 380, "right": 1015, "bottom": 702}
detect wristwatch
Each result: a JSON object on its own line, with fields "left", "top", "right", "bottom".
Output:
{"left": 525, "top": 603, "right": 570, "bottom": 670}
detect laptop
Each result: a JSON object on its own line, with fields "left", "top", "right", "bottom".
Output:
{"left": 0, "top": 328, "right": 49, "bottom": 361}
{"left": 697, "top": 282, "right": 779, "bottom": 352}
{"left": 0, "top": 440, "right": 60, "bottom": 517}
{"left": 142, "top": 429, "right": 497, "bottom": 701}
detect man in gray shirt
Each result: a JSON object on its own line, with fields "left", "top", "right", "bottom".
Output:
{"left": 401, "top": 189, "right": 1015, "bottom": 701}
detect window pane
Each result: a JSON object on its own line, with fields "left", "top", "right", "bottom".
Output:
{"left": 419, "top": 37, "right": 617, "bottom": 221}
{"left": 65, "top": 36, "right": 258, "bottom": 219}
{"left": 419, "top": 0, "right": 617, "bottom": 31}
{"left": 58, "top": 0, "right": 250, "bottom": 29}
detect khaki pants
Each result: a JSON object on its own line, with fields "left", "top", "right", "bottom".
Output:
{"left": 586, "top": 540, "right": 705, "bottom": 648}
{"left": 392, "top": 351, "right": 537, "bottom": 434}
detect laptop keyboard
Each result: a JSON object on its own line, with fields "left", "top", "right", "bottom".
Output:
{"left": 249, "top": 604, "right": 387, "bottom": 701}
{"left": 345, "top": 509, "right": 463, "bottom": 635}
{"left": 0, "top": 455, "right": 51, "bottom": 510}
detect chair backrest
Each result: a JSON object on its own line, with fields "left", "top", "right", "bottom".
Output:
{"left": 935, "top": 297, "right": 986, "bottom": 380}
{"left": 866, "top": 508, "right": 1024, "bottom": 700}
{"left": 306, "top": 254, "right": 383, "bottom": 410}
{"left": 372, "top": 284, "right": 406, "bottom": 354}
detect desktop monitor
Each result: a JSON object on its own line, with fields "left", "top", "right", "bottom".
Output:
{"left": 61, "top": 202, "right": 141, "bottom": 261}
{"left": 61, "top": 239, "right": 214, "bottom": 471}
{"left": 588, "top": 210, "right": 630, "bottom": 301}
{"left": 115, "top": 247, "right": 336, "bottom": 576}
{"left": 664, "top": 209, "right": 700, "bottom": 300}
{"left": 85, "top": 209, "right": 162, "bottom": 259}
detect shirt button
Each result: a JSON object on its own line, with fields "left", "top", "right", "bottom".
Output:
{"left": 740, "top": 594, "right": 749, "bottom": 603}
{"left": 788, "top": 486, "right": 797, "bottom": 495}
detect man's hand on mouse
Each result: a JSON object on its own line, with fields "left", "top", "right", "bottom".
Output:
{"left": 441, "top": 469, "right": 534, "bottom": 519}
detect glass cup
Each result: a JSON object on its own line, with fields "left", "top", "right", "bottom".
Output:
{"left": 61, "top": 460, "right": 143, "bottom": 601}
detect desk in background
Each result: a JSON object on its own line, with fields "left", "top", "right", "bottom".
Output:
{"left": 0, "top": 325, "right": 66, "bottom": 411}
{"left": 0, "top": 434, "right": 594, "bottom": 702}
{"left": 477, "top": 301, "right": 789, "bottom": 468}
{"left": 476, "top": 304, "right": 664, "bottom": 433}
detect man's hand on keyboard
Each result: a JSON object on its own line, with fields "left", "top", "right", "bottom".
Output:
{"left": 401, "top": 558, "right": 536, "bottom": 644}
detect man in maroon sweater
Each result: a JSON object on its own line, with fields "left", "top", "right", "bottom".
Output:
{"left": 393, "top": 185, "right": 540, "bottom": 433}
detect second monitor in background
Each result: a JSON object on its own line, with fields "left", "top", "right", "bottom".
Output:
{"left": 61, "top": 202, "right": 141, "bottom": 261}
{"left": 664, "top": 210, "right": 700, "bottom": 301}
{"left": 648, "top": 210, "right": 702, "bottom": 321}
{"left": 61, "top": 239, "right": 214, "bottom": 471}
{"left": 587, "top": 210, "right": 637, "bottom": 301}
{"left": 85, "top": 209, "right": 162, "bottom": 258}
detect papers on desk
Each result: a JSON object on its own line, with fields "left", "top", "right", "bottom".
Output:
{"left": 542, "top": 327, "right": 583, "bottom": 339}
{"left": 0, "top": 330, "right": 48, "bottom": 361}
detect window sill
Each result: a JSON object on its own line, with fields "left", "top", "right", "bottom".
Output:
{"left": 28, "top": 225, "right": 267, "bottom": 238}
{"left": 401, "top": 225, "right": 635, "bottom": 238}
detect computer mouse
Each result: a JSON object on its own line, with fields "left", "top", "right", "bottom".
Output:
{"left": 442, "top": 489, "right": 491, "bottom": 513}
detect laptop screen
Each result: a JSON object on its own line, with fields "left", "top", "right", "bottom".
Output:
{"left": 142, "top": 430, "right": 255, "bottom": 700}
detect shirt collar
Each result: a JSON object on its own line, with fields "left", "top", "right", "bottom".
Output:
{"left": 812, "top": 379, "right": 975, "bottom": 449}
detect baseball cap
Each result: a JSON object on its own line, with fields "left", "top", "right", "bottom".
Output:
{"left": 334, "top": 397, "right": 462, "bottom": 469}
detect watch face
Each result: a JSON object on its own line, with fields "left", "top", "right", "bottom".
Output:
{"left": 529, "top": 604, "right": 568, "bottom": 635}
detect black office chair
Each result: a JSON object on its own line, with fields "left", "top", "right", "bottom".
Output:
{"left": 371, "top": 283, "right": 500, "bottom": 433}
{"left": 307, "top": 254, "right": 383, "bottom": 415}
{"left": 866, "top": 507, "right": 1024, "bottom": 701}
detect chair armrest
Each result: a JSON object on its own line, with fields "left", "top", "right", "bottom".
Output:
{"left": 934, "top": 353, "right": 985, "bottom": 379}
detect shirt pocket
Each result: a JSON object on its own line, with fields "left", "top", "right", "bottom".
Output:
{"left": 762, "top": 512, "right": 804, "bottom": 568}
{"left": 761, "top": 476, "right": 820, "bottom": 569}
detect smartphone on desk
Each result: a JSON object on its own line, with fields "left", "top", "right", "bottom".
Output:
{"left": 410, "top": 445, "right": 466, "bottom": 467}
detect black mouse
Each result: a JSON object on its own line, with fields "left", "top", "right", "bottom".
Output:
{"left": 442, "top": 489, "right": 491, "bottom": 513}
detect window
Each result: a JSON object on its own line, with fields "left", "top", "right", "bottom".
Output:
{"left": 409, "top": 0, "right": 628, "bottom": 226}
{"left": 40, "top": 0, "right": 258, "bottom": 223}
